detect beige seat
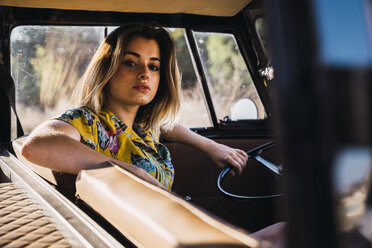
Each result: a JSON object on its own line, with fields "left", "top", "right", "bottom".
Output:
{"left": 12, "top": 136, "right": 76, "bottom": 198}
{"left": 76, "top": 162, "right": 259, "bottom": 248}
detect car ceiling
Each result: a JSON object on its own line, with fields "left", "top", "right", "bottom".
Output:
{"left": 0, "top": 0, "right": 252, "bottom": 17}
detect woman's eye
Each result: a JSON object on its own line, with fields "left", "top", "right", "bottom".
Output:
{"left": 123, "top": 60, "right": 136, "bottom": 67}
{"left": 149, "top": 64, "right": 160, "bottom": 72}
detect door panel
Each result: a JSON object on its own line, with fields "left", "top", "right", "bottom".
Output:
{"left": 165, "top": 138, "right": 285, "bottom": 232}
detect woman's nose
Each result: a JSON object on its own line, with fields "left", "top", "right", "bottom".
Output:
{"left": 138, "top": 64, "right": 149, "bottom": 80}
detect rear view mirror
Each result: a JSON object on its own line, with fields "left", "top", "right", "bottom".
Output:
{"left": 230, "top": 98, "right": 258, "bottom": 120}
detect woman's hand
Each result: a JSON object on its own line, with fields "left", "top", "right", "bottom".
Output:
{"left": 203, "top": 142, "right": 248, "bottom": 176}
{"left": 162, "top": 124, "right": 248, "bottom": 176}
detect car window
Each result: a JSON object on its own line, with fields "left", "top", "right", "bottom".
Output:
{"left": 11, "top": 26, "right": 104, "bottom": 135}
{"left": 193, "top": 31, "right": 266, "bottom": 121}
{"left": 255, "top": 17, "right": 269, "bottom": 56}
{"left": 10, "top": 26, "right": 212, "bottom": 135}
{"left": 170, "top": 28, "right": 212, "bottom": 128}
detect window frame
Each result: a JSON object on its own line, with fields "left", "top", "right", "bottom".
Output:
{"left": 186, "top": 24, "right": 272, "bottom": 134}
{"left": 189, "top": 28, "right": 268, "bottom": 121}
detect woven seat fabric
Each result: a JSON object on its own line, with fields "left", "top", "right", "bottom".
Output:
{"left": 0, "top": 183, "right": 72, "bottom": 248}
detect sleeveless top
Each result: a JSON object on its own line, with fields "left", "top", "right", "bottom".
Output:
{"left": 56, "top": 106, "right": 174, "bottom": 190}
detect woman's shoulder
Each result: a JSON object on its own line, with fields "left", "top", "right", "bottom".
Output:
{"left": 56, "top": 106, "right": 99, "bottom": 124}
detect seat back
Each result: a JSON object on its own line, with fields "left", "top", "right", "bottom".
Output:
{"left": 76, "top": 162, "right": 259, "bottom": 248}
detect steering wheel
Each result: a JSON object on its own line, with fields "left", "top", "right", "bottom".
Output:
{"left": 217, "top": 141, "right": 284, "bottom": 201}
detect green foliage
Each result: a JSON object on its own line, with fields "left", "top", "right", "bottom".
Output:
{"left": 204, "top": 33, "right": 251, "bottom": 90}
{"left": 193, "top": 32, "right": 259, "bottom": 119}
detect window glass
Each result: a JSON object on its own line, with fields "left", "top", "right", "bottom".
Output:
{"left": 193, "top": 31, "right": 266, "bottom": 121}
{"left": 10, "top": 26, "right": 211, "bottom": 135}
{"left": 11, "top": 26, "right": 104, "bottom": 133}
{"left": 255, "top": 17, "right": 269, "bottom": 56}
{"left": 170, "top": 28, "right": 212, "bottom": 128}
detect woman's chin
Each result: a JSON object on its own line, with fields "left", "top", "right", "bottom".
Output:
{"left": 136, "top": 97, "right": 156, "bottom": 106}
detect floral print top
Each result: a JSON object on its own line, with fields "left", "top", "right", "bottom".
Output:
{"left": 56, "top": 106, "right": 174, "bottom": 191}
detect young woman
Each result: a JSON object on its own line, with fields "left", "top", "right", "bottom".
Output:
{"left": 21, "top": 23, "right": 285, "bottom": 245}
{"left": 21, "top": 23, "right": 248, "bottom": 191}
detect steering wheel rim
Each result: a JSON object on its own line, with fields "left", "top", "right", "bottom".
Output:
{"left": 217, "top": 141, "right": 284, "bottom": 201}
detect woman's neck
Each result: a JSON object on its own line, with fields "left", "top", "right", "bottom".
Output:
{"left": 104, "top": 104, "right": 139, "bottom": 129}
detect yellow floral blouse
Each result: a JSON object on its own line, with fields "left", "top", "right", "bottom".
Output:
{"left": 56, "top": 106, "right": 174, "bottom": 190}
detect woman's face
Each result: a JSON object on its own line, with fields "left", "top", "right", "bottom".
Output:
{"left": 105, "top": 35, "right": 161, "bottom": 111}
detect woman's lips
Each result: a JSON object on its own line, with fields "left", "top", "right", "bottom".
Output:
{"left": 133, "top": 83, "right": 150, "bottom": 92}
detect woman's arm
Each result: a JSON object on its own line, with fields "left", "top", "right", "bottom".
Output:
{"left": 162, "top": 124, "right": 248, "bottom": 176}
{"left": 22, "top": 120, "right": 167, "bottom": 190}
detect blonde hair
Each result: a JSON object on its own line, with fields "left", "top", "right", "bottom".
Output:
{"left": 74, "top": 23, "right": 180, "bottom": 132}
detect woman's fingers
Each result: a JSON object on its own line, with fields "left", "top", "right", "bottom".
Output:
{"left": 235, "top": 150, "right": 248, "bottom": 166}
{"left": 208, "top": 143, "right": 248, "bottom": 176}
{"left": 237, "top": 149, "right": 248, "bottom": 161}
{"left": 235, "top": 150, "right": 248, "bottom": 175}
{"left": 226, "top": 150, "right": 248, "bottom": 176}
